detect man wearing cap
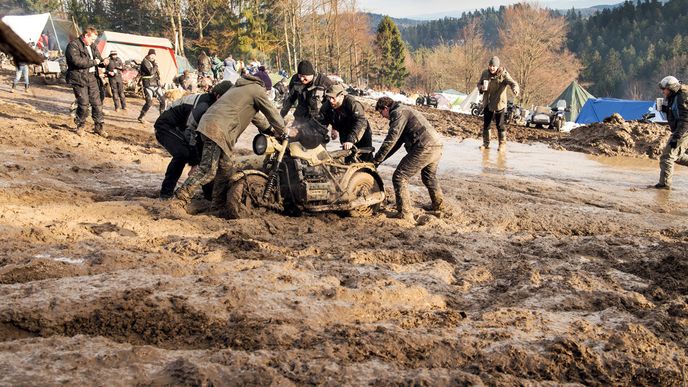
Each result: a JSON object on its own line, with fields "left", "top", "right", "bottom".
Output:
{"left": 373, "top": 96, "right": 445, "bottom": 222}
{"left": 655, "top": 75, "right": 688, "bottom": 190}
{"left": 105, "top": 50, "right": 126, "bottom": 112}
{"left": 138, "top": 49, "right": 166, "bottom": 123}
{"left": 155, "top": 81, "right": 233, "bottom": 199}
{"left": 477, "top": 56, "right": 519, "bottom": 152}
{"left": 280, "top": 60, "right": 333, "bottom": 145}
{"left": 173, "top": 74, "right": 289, "bottom": 214}
{"left": 319, "top": 83, "right": 373, "bottom": 161}
{"left": 65, "top": 26, "right": 109, "bottom": 137}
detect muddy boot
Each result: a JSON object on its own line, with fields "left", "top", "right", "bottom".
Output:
{"left": 498, "top": 141, "right": 506, "bottom": 152}
{"left": 652, "top": 183, "right": 671, "bottom": 190}
{"left": 94, "top": 123, "right": 109, "bottom": 138}
{"left": 24, "top": 84, "right": 29, "bottom": 93}
{"left": 479, "top": 142, "right": 489, "bottom": 150}
{"left": 73, "top": 124, "right": 85, "bottom": 137}
{"left": 389, "top": 210, "right": 415, "bottom": 222}
{"left": 137, "top": 115, "right": 146, "bottom": 124}
{"left": 10, "top": 82, "right": 15, "bottom": 93}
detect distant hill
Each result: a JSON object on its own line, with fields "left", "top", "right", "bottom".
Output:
{"left": 365, "top": 13, "right": 423, "bottom": 31}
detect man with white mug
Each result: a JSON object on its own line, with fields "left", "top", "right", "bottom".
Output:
{"left": 477, "top": 56, "right": 519, "bottom": 152}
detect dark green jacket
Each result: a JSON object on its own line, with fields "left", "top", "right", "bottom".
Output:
{"left": 374, "top": 102, "right": 442, "bottom": 163}
{"left": 197, "top": 75, "right": 286, "bottom": 157}
{"left": 662, "top": 84, "right": 688, "bottom": 141}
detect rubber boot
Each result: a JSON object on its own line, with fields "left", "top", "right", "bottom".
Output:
{"left": 74, "top": 124, "right": 85, "bottom": 137}
{"left": 498, "top": 141, "right": 506, "bottom": 152}
{"left": 24, "top": 84, "right": 28, "bottom": 93}
{"left": 10, "top": 82, "right": 15, "bottom": 94}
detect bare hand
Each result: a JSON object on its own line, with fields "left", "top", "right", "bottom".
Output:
{"left": 342, "top": 142, "right": 353, "bottom": 150}
{"left": 331, "top": 129, "right": 338, "bottom": 140}
{"left": 287, "top": 127, "right": 298, "bottom": 138}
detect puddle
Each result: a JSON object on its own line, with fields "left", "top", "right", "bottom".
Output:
{"left": 34, "top": 253, "right": 85, "bottom": 265}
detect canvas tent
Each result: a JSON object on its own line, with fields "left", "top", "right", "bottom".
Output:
{"left": 455, "top": 87, "right": 482, "bottom": 114}
{"left": 176, "top": 55, "right": 195, "bottom": 74}
{"left": 575, "top": 98, "right": 654, "bottom": 124}
{"left": 96, "top": 31, "right": 178, "bottom": 85}
{"left": 549, "top": 80, "right": 594, "bottom": 122}
{"left": 1, "top": 13, "right": 79, "bottom": 53}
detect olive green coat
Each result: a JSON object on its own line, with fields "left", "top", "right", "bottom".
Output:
{"left": 197, "top": 76, "right": 286, "bottom": 157}
{"left": 477, "top": 67, "right": 520, "bottom": 112}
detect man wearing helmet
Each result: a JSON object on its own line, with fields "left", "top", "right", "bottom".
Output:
{"left": 655, "top": 76, "right": 688, "bottom": 190}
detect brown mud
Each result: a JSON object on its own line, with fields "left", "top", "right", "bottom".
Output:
{"left": 0, "top": 76, "right": 687, "bottom": 385}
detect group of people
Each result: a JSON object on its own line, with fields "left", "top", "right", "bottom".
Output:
{"left": 64, "top": 27, "right": 167, "bottom": 137}
{"left": 60, "top": 26, "right": 687, "bottom": 221}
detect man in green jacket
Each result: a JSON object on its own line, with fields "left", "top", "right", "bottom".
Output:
{"left": 173, "top": 74, "right": 288, "bottom": 212}
{"left": 477, "top": 56, "right": 519, "bottom": 152}
{"left": 655, "top": 75, "right": 688, "bottom": 190}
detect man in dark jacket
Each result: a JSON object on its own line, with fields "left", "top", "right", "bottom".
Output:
{"left": 374, "top": 96, "right": 445, "bottom": 221}
{"left": 173, "top": 75, "right": 288, "bottom": 213}
{"left": 105, "top": 50, "right": 126, "bottom": 112}
{"left": 280, "top": 60, "right": 333, "bottom": 146}
{"left": 65, "top": 26, "right": 109, "bottom": 137}
{"left": 319, "top": 83, "right": 373, "bottom": 161}
{"left": 477, "top": 56, "right": 519, "bottom": 152}
{"left": 655, "top": 75, "right": 688, "bottom": 190}
{"left": 155, "top": 81, "right": 233, "bottom": 199}
{"left": 138, "top": 49, "right": 166, "bottom": 123}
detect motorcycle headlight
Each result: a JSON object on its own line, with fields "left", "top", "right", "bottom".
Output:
{"left": 253, "top": 134, "right": 268, "bottom": 155}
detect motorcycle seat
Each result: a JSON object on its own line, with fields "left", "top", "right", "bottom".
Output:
{"left": 356, "top": 147, "right": 375, "bottom": 154}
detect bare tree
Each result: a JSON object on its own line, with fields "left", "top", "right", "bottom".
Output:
{"left": 186, "top": 0, "right": 222, "bottom": 40}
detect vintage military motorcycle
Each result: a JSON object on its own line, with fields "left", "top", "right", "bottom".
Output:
{"left": 226, "top": 132, "right": 385, "bottom": 219}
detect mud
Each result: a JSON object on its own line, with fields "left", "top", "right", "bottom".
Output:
{"left": 0, "top": 74, "right": 688, "bottom": 385}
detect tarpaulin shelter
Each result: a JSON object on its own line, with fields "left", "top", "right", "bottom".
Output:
{"left": 575, "top": 98, "right": 654, "bottom": 124}
{"left": 96, "top": 31, "right": 177, "bottom": 85}
{"left": 549, "top": 80, "right": 594, "bottom": 122}
{"left": 0, "top": 21, "right": 43, "bottom": 64}
{"left": 1, "top": 13, "right": 79, "bottom": 53}
{"left": 455, "top": 87, "right": 482, "bottom": 114}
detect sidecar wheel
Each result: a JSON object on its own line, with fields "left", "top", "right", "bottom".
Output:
{"left": 347, "top": 172, "right": 382, "bottom": 218}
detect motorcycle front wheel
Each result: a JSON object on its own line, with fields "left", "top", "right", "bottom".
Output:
{"left": 227, "top": 174, "right": 282, "bottom": 219}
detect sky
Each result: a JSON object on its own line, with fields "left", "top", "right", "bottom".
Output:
{"left": 357, "top": 0, "right": 616, "bottom": 19}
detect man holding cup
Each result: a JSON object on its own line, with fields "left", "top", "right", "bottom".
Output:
{"left": 477, "top": 56, "right": 519, "bottom": 152}
{"left": 655, "top": 75, "right": 688, "bottom": 190}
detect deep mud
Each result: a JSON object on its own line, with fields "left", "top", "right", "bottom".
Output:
{"left": 0, "top": 75, "right": 687, "bottom": 385}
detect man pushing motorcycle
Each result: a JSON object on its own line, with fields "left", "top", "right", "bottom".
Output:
{"left": 374, "top": 96, "right": 446, "bottom": 222}
{"left": 172, "top": 74, "right": 292, "bottom": 214}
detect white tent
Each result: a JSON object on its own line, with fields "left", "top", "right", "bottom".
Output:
{"left": 1, "top": 13, "right": 77, "bottom": 53}
{"left": 97, "top": 31, "right": 178, "bottom": 86}
{"left": 455, "top": 87, "right": 482, "bottom": 114}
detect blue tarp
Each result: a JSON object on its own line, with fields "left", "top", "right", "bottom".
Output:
{"left": 575, "top": 98, "right": 654, "bottom": 124}
{"left": 176, "top": 55, "right": 195, "bottom": 74}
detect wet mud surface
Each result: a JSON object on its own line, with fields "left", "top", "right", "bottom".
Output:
{"left": 0, "top": 75, "right": 687, "bottom": 385}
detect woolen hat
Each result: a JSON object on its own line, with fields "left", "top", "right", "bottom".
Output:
{"left": 325, "top": 83, "right": 346, "bottom": 99}
{"left": 147, "top": 49, "right": 156, "bottom": 56}
{"left": 109, "top": 50, "right": 117, "bottom": 56}
{"left": 489, "top": 56, "right": 500, "bottom": 67}
{"left": 211, "top": 80, "right": 233, "bottom": 97}
{"left": 297, "top": 60, "right": 315, "bottom": 76}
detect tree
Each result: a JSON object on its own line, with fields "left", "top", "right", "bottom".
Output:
{"left": 497, "top": 3, "right": 580, "bottom": 106}
{"left": 186, "top": 0, "right": 223, "bottom": 40}
{"left": 374, "top": 15, "right": 408, "bottom": 88}
{"left": 458, "top": 18, "right": 488, "bottom": 93}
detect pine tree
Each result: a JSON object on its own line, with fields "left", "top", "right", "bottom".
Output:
{"left": 374, "top": 16, "right": 408, "bottom": 89}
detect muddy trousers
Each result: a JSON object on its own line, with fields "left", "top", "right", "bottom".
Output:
{"left": 139, "top": 86, "right": 166, "bottom": 119}
{"left": 155, "top": 127, "right": 212, "bottom": 199}
{"left": 392, "top": 145, "right": 444, "bottom": 214}
{"left": 71, "top": 75, "right": 104, "bottom": 128}
{"left": 659, "top": 134, "right": 688, "bottom": 187}
{"left": 174, "top": 135, "right": 233, "bottom": 209}
{"left": 108, "top": 78, "right": 126, "bottom": 110}
{"left": 483, "top": 109, "right": 506, "bottom": 147}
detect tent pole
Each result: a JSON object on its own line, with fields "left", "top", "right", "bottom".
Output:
{"left": 48, "top": 14, "right": 62, "bottom": 55}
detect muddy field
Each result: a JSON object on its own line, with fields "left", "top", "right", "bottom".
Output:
{"left": 1, "top": 78, "right": 688, "bottom": 385}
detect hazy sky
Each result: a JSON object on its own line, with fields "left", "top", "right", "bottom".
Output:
{"left": 357, "top": 0, "right": 612, "bottom": 18}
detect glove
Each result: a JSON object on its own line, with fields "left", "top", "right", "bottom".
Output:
{"left": 670, "top": 138, "right": 678, "bottom": 149}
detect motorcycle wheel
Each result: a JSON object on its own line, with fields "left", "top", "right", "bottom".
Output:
{"left": 471, "top": 108, "right": 479, "bottom": 116}
{"left": 347, "top": 172, "right": 382, "bottom": 218}
{"left": 227, "top": 174, "right": 281, "bottom": 219}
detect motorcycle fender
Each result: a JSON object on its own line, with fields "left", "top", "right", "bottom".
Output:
{"left": 228, "top": 169, "right": 269, "bottom": 184}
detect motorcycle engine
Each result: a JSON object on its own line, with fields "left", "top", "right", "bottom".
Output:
{"left": 282, "top": 159, "right": 335, "bottom": 203}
